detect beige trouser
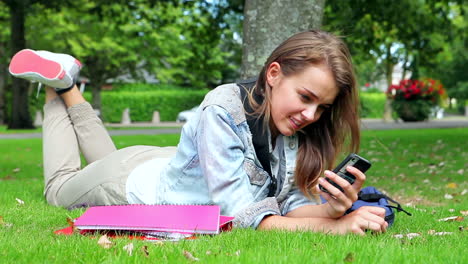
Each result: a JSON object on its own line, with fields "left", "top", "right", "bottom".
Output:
{"left": 43, "top": 97, "right": 176, "bottom": 208}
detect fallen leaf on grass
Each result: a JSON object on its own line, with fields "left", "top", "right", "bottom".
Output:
{"left": 461, "top": 189, "right": 467, "bottom": 195}
{"left": 0, "top": 216, "right": 11, "bottom": 228}
{"left": 409, "top": 162, "right": 422, "bottom": 167}
{"left": 141, "top": 245, "right": 149, "bottom": 257}
{"left": 427, "top": 230, "right": 454, "bottom": 235}
{"left": 12, "top": 168, "right": 21, "bottom": 173}
{"left": 461, "top": 211, "right": 468, "bottom": 216}
{"left": 446, "top": 183, "right": 458, "bottom": 189}
{"left": 98, "top": 234, "right": 113, "bottom": 249}
{"left": 66, "top": 217, "right": 74, "bottom": 226}
{"left": 123, "top": 243, "right": 134, "bottom": 256}
{"left": 457, "top": 169, "right": 464, "bottom": 175}
{"left": 343, "top": 252, "right": 354, "bottom": 262}
{"left": 15, "top": 198, "right": 25, "bottom": 205}
{"left": 0, "top": 175, "right": 16, "bottom": 181}
{"left": 438, "top": 216, "right": 464, "bottom": 222}
{"left": 406, "top": 233, "right": 421, "bottom": 239}
{"left": 431, "top": 232, "right": 454, "bottom": 236}
{"left": 64, "top": 217, "right": 77, "bottom": 233}
{"left": 444, "top": 194, "right": 454, "bottom": 199}
{"left": 183, "top": 250, "right": 199, "bottom": 261}
{"left": 393, "top": 233, "right": 421, "bottom": 239}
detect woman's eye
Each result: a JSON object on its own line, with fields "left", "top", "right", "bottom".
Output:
{"left": 300, "top": 94, "right": 311, "bottom": 101}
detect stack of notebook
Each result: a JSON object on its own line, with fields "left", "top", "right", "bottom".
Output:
{"left": 70, "top": 204, "right": 234, "bottom": 240}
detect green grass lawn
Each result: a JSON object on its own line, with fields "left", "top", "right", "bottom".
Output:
{"left": 0, "top": 129, "right": 466, "bottom": 263}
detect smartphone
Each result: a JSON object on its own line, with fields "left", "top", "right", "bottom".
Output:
{"left": 319, "top": 153, "right": 371, "bottom": 194}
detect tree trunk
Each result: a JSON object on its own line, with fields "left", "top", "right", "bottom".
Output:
{"left": 91, "top": 83, "right": 102, "bottom": 118}
{"left": 401, "top": 49, "right": 408, "bottom": 80}
{"left": 0, "top": 60, "right": 6, "bottom": 125}
{"left": 241, "top": 0, "right": 325, "bottom": 79}
{"left": 8, "top": 0, "right": 34, "bottom": 129}
{"left": 383, "top": 44, "right": 394, "bottom": 122}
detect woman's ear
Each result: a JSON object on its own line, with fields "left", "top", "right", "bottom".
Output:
{"left": 266, "top": 62, "right": 282, "bottom": 88}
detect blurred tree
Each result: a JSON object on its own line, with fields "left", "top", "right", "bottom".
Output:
{"left": 205, "top": 0, "right": 244, "bottom": 83}
{"left": 3, "top": 0, "right": 34, "bottom": 128}
{"left": 421, "top": 3, "right": 467, "bottom": 105}
{"left": 1, "top": 0, "right": 77, "bottom": 128}
{"left": 323, "top": 0, "right": 462, "bottom": 121}
{"left": 2, "top": 0, "right": 242, "bottom": 121}
{"left": 0, "top": 2, "right": 8, "bottom": 124}
{"left": 241, "top": 0, "right": 325, "bottom": 79}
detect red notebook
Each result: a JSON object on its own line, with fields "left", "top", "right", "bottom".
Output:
{"left": 74, "top": 204, "right": 231, "bottom": 235}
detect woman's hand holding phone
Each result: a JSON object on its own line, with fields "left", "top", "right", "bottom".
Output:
{"left": 318, "top": 165, "right": 367, "bottom": 218}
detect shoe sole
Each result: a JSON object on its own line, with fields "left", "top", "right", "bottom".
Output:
{"left": 9, "top": 49, "right": 65, "bottom": 80}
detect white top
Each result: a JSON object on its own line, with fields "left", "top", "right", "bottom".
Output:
{"left": 126, "top": 158, "right": 170, "bottom": 204}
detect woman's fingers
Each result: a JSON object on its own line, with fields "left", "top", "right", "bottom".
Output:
{"left": 346, "top": 166, "right": 366, "bottom": 188}
{"left": 341, "top": 206, "right": 388, "bottom": 234}
{"left": 362, "top": 205, "right": 387, "bottom": 218}
{"left": 318, "top": 187, "right": 334, "bottom": 201}
{"left": 357, "top": 207, "right": 388, "bottom": 233}
{"left": 322, "top": 170, "right": 358, "bottom": 202}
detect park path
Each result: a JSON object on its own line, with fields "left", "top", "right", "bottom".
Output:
{"left": 1, "top": 117, "right": 468, "bottom": 139}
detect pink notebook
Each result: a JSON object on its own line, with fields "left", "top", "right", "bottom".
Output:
{"left": 74, "top": 204, "right": 229, "bottom": 234}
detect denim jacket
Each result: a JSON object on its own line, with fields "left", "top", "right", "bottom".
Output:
{"left": 128, "top": 83, "right": 319, "bottom": 228}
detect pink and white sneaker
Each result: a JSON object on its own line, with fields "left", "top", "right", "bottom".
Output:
{"left": 9, "top": 49, "right": 82, "bottom": 92}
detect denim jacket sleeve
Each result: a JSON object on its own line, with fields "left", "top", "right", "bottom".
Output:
{"left": 196, "top": 105, "right": 280, "bottom": 229}
{"left": 278, "top": 186, "right": 321, "bottom": 216}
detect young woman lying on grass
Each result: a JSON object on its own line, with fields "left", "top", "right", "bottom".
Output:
{"left": 9, "top": 30, "right": 387, "bottom": 235}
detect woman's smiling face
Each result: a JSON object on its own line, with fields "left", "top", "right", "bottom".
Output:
{"left": 267, "top": 62, "right": 338, "bottom": 137}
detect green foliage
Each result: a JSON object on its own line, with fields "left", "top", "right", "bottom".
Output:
{"left": 420, "top": 3, "right": 467, "bottom": 97}
{"left": 450, "top": 81, "right": 468, "bottom": 101}
{"left": 24, "top": 87, "right": 384, "bottom": 124}
{"left": 359, "top": 92, "right": 385, "bottom": 118}
{"left": 17, "top": 0, "right": 241, "bottom": 114}
{"left": 112, "top": 83, "right": 194, "bottom": 92}
{"left": 21, "top": 84, "right": 207, "bottom": 123}
{"left": 323, "top": 0, "right": 463, "bottom": 93}
{"left": 97, "top": 89, "right": 208, "bottom": 122}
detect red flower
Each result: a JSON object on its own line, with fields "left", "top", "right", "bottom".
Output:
{"left": 386, "top": 78, "right": 445, "bottom": 106}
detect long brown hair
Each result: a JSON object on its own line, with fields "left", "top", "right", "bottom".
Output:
{"left": 247, "top": 30, "right": 360, "bottom": 196}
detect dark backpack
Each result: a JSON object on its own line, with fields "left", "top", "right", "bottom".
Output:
{"left": 345, "top": 186, "right": 412, "bottom": 226}
{"left": 321, "top": 186, "right": 411, "bottom": 226}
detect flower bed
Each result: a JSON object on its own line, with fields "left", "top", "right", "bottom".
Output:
{"left": 387, "top": 79, "right": 446, "bottom": 121}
